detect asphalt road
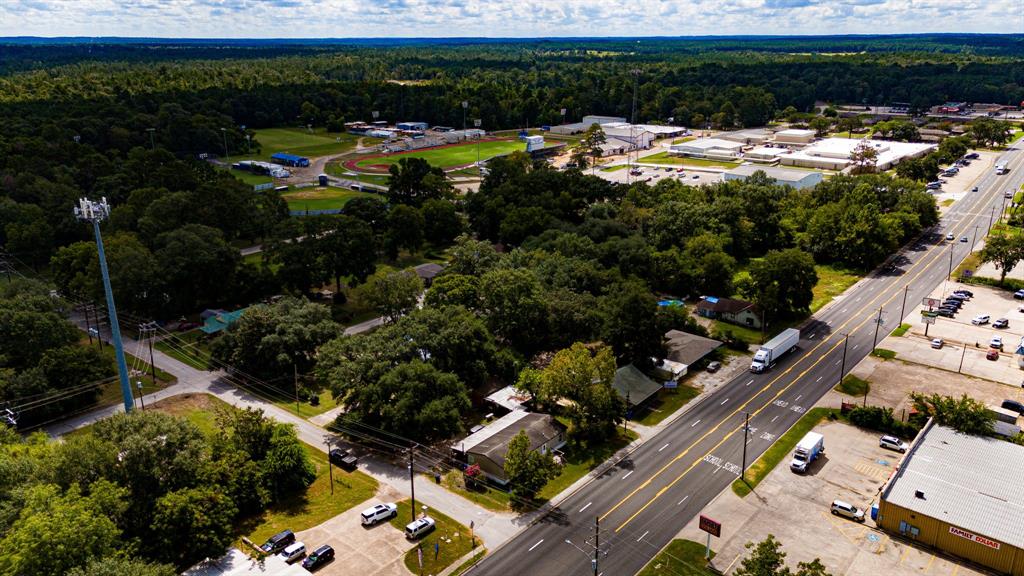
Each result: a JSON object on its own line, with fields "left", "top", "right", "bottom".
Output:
{"left": 467, "top": 140, "right": 1024, "bottom": 576}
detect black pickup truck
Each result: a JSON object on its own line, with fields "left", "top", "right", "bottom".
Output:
{"left": 329, "top": 448, "right": 358, "bottom": 471}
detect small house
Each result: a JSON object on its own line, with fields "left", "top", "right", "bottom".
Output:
{"left": 612, "top": 364, "right": 662, "bottom": 408}
{"left": 453, "top": 412, "right": 566, "bottom": 485}
{"left": 695, "top": 296, "right": 762, "bottom": 329}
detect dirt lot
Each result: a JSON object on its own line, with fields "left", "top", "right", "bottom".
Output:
{"left": 677, "top": 421, "right": 989, "bottom": 576}
{"left": 295, "top": 484, "right": 411, "bottom": 576}
{"left": 881, "top": 280, "right": 1024, "bottom": 388}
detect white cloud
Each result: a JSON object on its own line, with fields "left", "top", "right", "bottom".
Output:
{"left": 0, "top": 0, "right": 1016, "bottom": 37}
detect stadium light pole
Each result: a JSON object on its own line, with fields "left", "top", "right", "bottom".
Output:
{"left": 474, "top": 119, "right": 483, "bottom": 178}
{"left": 75, "top": 198, "right": 134, "bottom": 413}
{"left": 461, "top": 101, "right": 468, "bottom": 131}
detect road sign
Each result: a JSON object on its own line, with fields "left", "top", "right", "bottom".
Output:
{"left": 921, "top": 310, "right": 937, "bottom": 318}
{"left": 699, "top": 515, "right": 721, "bottom": 537}
{"left": 922, "top": 316, "right": 936, "bottom": 325}
{"left": 922, "top": 297, "right": 941, "bottom": 308}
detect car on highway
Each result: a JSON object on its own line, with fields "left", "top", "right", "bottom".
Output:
{"left": 946, "top": 233, "right": 955, "bottom": 241}
{"left": 302, "top": 545, "right": 335, "bottom": 571}
{"left": 830, "top": 500, "right": 865, "bottom": 522}
{"left": 990, "top": 336, "right": 1004, "bottom": 349}
{"left": 880, "top": 435, "right": 909, "bottom": 453}
{"left": 360, "top": 503, "right": 398, "bottom": 526}
{"left": 664, "top": 167, "right": 673, "bottom": 172}
{"left": 972, "top": 314, "right": 991, "bottom": 325}
{"left": 994, "top": 318, "right": 1009, "bottom": 329}
{"left": 1006, "top": 191, "right": 1014, "bottom": 198}
{"left": 987, "top": 348, "right": 1000, "bottom": 361}
{"left": 1014, "top": 289, "right": 1024, "bottom": 299}
{"left": 960, "top": 236, "right": 969, "bottom": 243}
{"left": 931, "top": 338, "right": 944, "bottom": 349}
{"left": 971, "top": 186, "right": 979, "bottom": 192}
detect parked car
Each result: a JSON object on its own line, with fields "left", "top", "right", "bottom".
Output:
{"left": 676, "top": 167, "right": 685, "bottom": 173}
{"left": 280, "top": 542, "right": 306, "bottom": 564}
{"left": 830, "top": 500, "right": 865, "bottom": 522}
{"left": 405, "top": 517, "right": 436, "bottom": 540}
{"left": 994, "top": 318, "right": 1009, "bottom": 329}
{"left": 880, "top": 435, "right": 909, "bottom": 453}
{"left": 947, "top": 293, "right": 967, "bottom": 301}
{"left": 302, "top": 545, "right": 335, "bottom": 571}
{"left": 260, "top": 529, "right": 295, "bottom": 554}
{"left": 706, "top": 361, "right": 722, "bottom": 373}
{"left": 935, "top": 308, "right": 956, "bottom": 318}
{"left": 945, "top": 233, "right": 955, "bottom": 241}
{"left": 664, "top": 167, "right": 673, "bottom": 172}
{"left": 942, "top": 299, "right": 962, "bottom": 309}
{"left": 987, "top": 348, "right": 1000, "bottom": 361}
{"left": 1001, "top": 399, "right": 1024, "bottom": 414}
{"left": 330, "top": 448, "right": 358, "bottom": 471}
{"left": 931, "top": 338, "right": 944, "bottom": 349}
{"left": 972, "top": 314, "right": 991, "bottom": 325}
{"left": 991, "top": 336, "right": 1004, "bottom": 349}
{"left": 691, "top": 174, "right": 699, "bottom": 179}
{"left": 360, "top": 503, "right": 398, "bottom": 526}
{"left": 1006, "top": 191, "right": 1014, "bottom": 198}
{"left": 1014, "top": 289, "right": 1024, "bottom": 299}
{"left": 954, "top": 289, "right": 973, "bottom": 297}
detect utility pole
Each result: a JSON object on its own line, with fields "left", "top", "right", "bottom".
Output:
{"left": 872, "top": 306, "right": 884, "bottom": 350}
{"left": 958, "top": 343, "right": 968, "bottom": 374}
{"left": 294, "top": 363, "right": 300, "bottom": 416}
{"left": 324, "top": 436, "right": 334, "bottom": 495}
{"left": 593, "top": 516, "right": 600, "bottom": 576}
{"left": 139, "top": 322, "right": 157, "bottom": 387}
{"left": 741, "top": 412, "right": 750, "bottom": 484}
{"left": 624, "top": 390, "right": 630, "bottom": 434}
{"left": 989, "top": 205, "right": 997, "bottom": 231}
{"left": 220, "top": 127, "right": 229, "bottom": 163}
{"left": 75, "top": 198, "right": 133, "bottom": 413}
{"left": 92, "top": 304, "right": 104, "bottom": 350}
{"left": 971, "top": 225, "right": 980, "bottom": 252}
{"left": 899, "top": 284, "right": 909, "bottom": 326}
{"left": 146, "top": 128, "right": 156, "bottom": 151}
{"left": 84, "top": 304, "right": 94, "bottom": 346}
{"left": 409, "top": 446, "right": 417, "bottom": 523}
{"left": 948, "top": 243, "right": 954, "bottom": 280}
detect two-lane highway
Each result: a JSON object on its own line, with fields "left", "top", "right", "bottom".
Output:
{"left": 467, "top": 141, "right": 1024, "bottom": 576}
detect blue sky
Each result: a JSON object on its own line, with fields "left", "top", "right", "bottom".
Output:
{"left": 0, "top": 0, "right": 1017, "bottom": 37}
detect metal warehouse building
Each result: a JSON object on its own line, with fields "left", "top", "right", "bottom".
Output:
{"left": 877, "top": 421, "right": 1024, "bottom": 575}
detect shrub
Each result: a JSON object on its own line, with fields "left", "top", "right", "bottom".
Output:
{"left": 847, "top": 405, "right": 920, "bottom": 438}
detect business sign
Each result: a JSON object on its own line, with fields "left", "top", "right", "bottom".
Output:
{"left": 699, "top": 515, "right": 721, "bottom": 538}
{"left": 922, "top": 316, "right": 936, "bottom": 325}
{"left": 949, "top": 526, "right": 1000, "bottom": 549}
{"left": 922, "top": 297, "right": 941, "bottom": 308}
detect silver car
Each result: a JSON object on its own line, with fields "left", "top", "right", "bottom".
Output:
{"left": 830, "top": 500, "right": 865, "bottom": 522}
{"left": 879, "top": 435, "right": 909, "bottom": 453}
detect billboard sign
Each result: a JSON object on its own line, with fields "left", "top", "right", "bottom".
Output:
{"left": 699, "top": 515, "right": 721, "bottom": 537}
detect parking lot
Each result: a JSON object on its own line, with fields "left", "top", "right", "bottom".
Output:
{"left": 677, "top": 421, "right": 989, "bottom": 576}
{"left": 295, "top": 485, "right": 411, "bottom": 576}
{"left": 595, "top": 163, "right": 724, "bottom": 186}
{"left": 883, "top": 280, "right": 1024, "bottom": 387}
{"left": 931, "top": 150, "right": 999, "bottom": 211}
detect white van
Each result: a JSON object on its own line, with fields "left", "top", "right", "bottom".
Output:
{"left": 280, "top": 541, "right": 306, "bottom": 563}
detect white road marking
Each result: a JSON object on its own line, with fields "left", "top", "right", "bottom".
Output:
{"left": 721, "top": 398, "right": 729, "bottom": 405}
{"left": 856, "top": 297, "right": 862, "bottom": 302}
{"left": 622, "top": 470, "right": 634, "bottom": 480}
{"left": 771, "top": 416, "right": 779, "bottom": 423}
{"left": 528, "top": 539, "right": 544, "bottom": 552}
{"left": 713, "top": 466, "right": 720, "bottom": 474}
{"left": 795, "top": 395, "right": 802, "bottom": 402}
{"left": 678, "top": 496, "right": 689, "bottom": 506}
{"left": 691, "top": 419, "right": 701, "bottom": 427}
{"left": 579, "top": 502, "right": 592, "bottom": 513}
{"left": 746, "top": 379, "right": 754, "bottom": 386}
{"left": 809, "top": 333, "right": 815, "bottom": 339}
{"left": 638, "top": 531, "right": 649, "bottom": 542}
{"left": 835, "top": 360, "right": 842, "bottom": 365}
{"left": 841, "top": 308, "right": 848, "bottom": 313}
{"left": 816, "top": 376, "right": 823, "bottom": 382}
{"left": 658, "top": 443, "right": 670, "bottom": 452}
{"left": 852, "top": 344, "right": 859, "bottom": 350}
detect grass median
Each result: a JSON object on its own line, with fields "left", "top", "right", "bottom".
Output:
{"left": 731, "top": 407, "right": 838, "bottom": 497}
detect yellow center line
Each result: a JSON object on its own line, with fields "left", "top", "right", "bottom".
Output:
{"left": 605, "top": 178, "right": 1006, "bottom": 531}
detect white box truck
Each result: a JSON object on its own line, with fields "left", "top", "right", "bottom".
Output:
{"left": 790, "top": 431, "right": 824, "bottom": 473}
{"left": 750, "top": 328, "right": 800, "bottom": 373}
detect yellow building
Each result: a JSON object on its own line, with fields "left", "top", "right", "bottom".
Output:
{"left": 877, "top": 421, "right": 1024, "bottom": 575}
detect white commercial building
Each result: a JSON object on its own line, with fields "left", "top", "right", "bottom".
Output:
{"left": 779, "top": 137, "right": 935, "bottom": 171}
{"left": 669, "top": 138, "right": 745, "bottom": 159}
{"left": 721, "top": 128, "right": 773, "bottom": 145}
{"left": 743, "top": 145, "right": 791, "bottom": 164}
{"left": 774, "top": 128, "right": 817, "bottom": 145}
{"left": 582, "top": 115, "right": 627, "bottom": 126}
{"left": 724, "top": 164, "right": 824, "bottom": 189}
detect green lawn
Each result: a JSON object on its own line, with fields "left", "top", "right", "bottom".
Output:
{"left": 601, "top": 164, "right": 629, "bottom": 172}
{"left": 637, "top": 539, "right": 715, "bottom": 576}
{"left": 835, "top": 374, "right": 870, "bottom": 397}
{"left": 439, "top": 470, "right": 512, "bottom": 512}
{"left": 711, "top": 320, "right": 764, "bottom": 346}
{"left": 282, "top": 186, "right": 383, "bottom": 212}
{"left": 245, "top": 128, "right": 372, "bottom": 162}
{"left": 871, "top": 348, "right": 897, "bottom": 360}
{"left": 634, "top": 385, "right": 701, "bottom": 427}
{"left": 154, "top": 329, "right": 213, "bottom": 370}
{"left": 639, "top": 152, "right": 740, "bottom": 168}
{"left": 388, "top": 499, "right": 481, "bottom": 575}
{"left": 810, "top": 264, "right": 862, "bottom": 313}
{"left": 354, "top": 139, "right": 526, "bottom": 171}
{"left": 239, "top": 442, "right": 378, "bottom": 548}
{"left": 732, "top": 407, "right": 838, "bottom": 497}
{"left": 892, "top": 323, "right": 911, "bottom": 337}
{"left": 228, "top": 168, "right": 274, "bottom": 187}
{"left": 537, "top": 430, "right": 638, "bottom": 502}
